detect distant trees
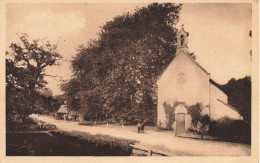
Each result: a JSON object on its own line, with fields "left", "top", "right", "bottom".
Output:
{"left": 221, "top": 76, "right": 251, "bottom": 123}
{"left": 38, "top": 89, "right": 63, "bottom": 113}
{"left": 62, "top": 3, "right": 183, "bottom": 124}
{"left": 6, "top": 34, "right": 62, "bottom": 124}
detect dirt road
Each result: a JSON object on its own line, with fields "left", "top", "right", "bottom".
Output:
{"left": 30, "top": 114, "right": 250, "bottom": 156}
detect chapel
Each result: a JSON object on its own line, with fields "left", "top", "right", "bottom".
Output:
{"left": 157, "top": 25, "right": 242, "bottom": 134}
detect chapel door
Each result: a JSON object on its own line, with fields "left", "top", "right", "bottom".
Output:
{"left": 176, "top": 113, "right": 185, "bottom": 136}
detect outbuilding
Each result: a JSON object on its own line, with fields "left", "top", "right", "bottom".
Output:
{"left": 56, "top": 105, "right": 68, "bottom": 120}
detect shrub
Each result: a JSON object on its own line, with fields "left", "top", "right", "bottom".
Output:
{"left": 78, "top": 121, "right": 107, "bottom": 126}
{"left": 199, "top": 114, "right": 210, "bottom": 138}
{"left": 156, "top": 120, "right": 165, "bottom": 130}
{"left": 210, "top": 117, "right": 251, "bottom": 144}
{"left": 187, "top": 103, "right": 203, "bottom": 131}
{"left": 163, "top": 102, "right": 175, "bottom": 129}
{"left": 51, "top": 130, "right": 138, "bottom": 155}
{"left": 23, "top": 117, "right": 38, "bottom": 125}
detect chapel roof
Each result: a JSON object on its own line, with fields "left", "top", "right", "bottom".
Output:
{"left": 182, "top": 52, "right": 210, "bottom": 75}
{"left": 156, "top": 51, "right": 210, "bottom": 82}
{"left": 209, "top": 78, "right": 227, "bottom": 95}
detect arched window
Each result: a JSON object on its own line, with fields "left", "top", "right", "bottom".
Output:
{"left": 180, "top": 35, "right": 184, "bottom": 46}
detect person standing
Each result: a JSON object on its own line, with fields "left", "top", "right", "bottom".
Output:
{"left": 137, "top": 122, "right": 141, "bottom": 133}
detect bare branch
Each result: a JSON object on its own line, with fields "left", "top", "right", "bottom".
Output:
{"left": 60, "top": 58, "right": 70, "bottom": 62}
{"left": 42, "top": 74, "right": 68, "bottom": 82}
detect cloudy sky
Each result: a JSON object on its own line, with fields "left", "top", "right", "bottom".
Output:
{"left": 6, "top": 3, "right": 252, "bottom": 95}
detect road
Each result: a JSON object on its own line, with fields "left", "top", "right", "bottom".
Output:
{"left": 30, "top": 114, "right": 250, "bottom": 156}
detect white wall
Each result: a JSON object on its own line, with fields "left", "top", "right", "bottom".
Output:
{"left": 157, "top": 53, "right": 242, "bottom": 130}
{"left": 214, "top": 100, "right": 242, "bottom": 120}
{"left": 157, "top": 53, "right": 210, "bottom": 128}
{"left": 209, "top": 83, "right": 242, "bottom": 120}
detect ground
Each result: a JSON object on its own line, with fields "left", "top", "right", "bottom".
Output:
{"left": 6, "top": 119, "right": 130, "bottom": 156}
{"left": 30, "top": 114, "right": 250, "bottom": 156}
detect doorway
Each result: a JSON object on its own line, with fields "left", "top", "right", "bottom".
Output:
{"left": 176, "top": 113, "right": 185, "bottom": 136}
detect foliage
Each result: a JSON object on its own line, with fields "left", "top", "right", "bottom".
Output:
{"left": 51, "top": 130, "right": 137, "bottom": 155}
{"left": 163, "top": 102, "right": 175, "bottom": 129}
{"left": 187, "top": 103, "right": 210, "bottom": 138}
{"left": 199, "top": 114, "right": 210, "bottom": 138}
{"left": 62, "top": 3, "right": 183, "bottom": 125}
{"left": 220, "top": 76, "right": 251, "bottom": 123}
{"left": 187, "top": 103, "right": 203, "bottom": 131}
{"left": 6, "top": 34, "right": 62, "bottom": 123}
{"left": 7, "top": 118, "right": 136, "bottom": 156}
{"left": 210, "top": 116, "right": 251, "bottom": 144}
{"left": 200, "top": 114, "right": 210, "bottom": 128}
{"left": 162, "top": 101, "right": 189, "bottom": 129}
{"left": 156, "top": 120, "right": 164, "bottom": 130}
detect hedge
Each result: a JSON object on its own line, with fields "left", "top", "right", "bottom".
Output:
{"left": 210, "top": 117, "right": 251, "bottom": 144}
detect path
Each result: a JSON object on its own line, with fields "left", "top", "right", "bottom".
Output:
{"left": 30, "top": 114, "right": 250, "bottom": 156}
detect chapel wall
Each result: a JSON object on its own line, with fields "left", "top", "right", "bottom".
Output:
{"left": 157, "top": 53, "right": 210, "bottom": 128}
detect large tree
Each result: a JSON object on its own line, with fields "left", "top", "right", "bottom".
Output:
{"left": 6, "top": 34, "right": 62, "bottom": 122}
{"left": 63, "top": 3, "right": 183, "bottom": 124}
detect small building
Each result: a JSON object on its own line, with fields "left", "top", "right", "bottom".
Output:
{"left": 56, "top": 105, "right": 68, "bottom": 120}
{"left": 157, "top": 25, "right": 242, "bottom": 135}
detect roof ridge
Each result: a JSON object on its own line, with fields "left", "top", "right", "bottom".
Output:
{"left": 182, "top": 52, "right": 210, "bottom": 75}
{"left": 157, "top": 52, "right": 210, "bottom": 83}
{"left": 209, "top": 78, "right": 227, "bottom": 95}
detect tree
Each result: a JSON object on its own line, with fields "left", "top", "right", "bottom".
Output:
{"left": 6, "top": 34, "right": 62, "bottom": 123}
{"left": 63, "top": 3, "right": 183, "bottom": 124}
{"left": 60, "top": 78, "right": 81, "bottom": 111}
{"left": 221, "top": 76, "right": 251, "bottom": 123}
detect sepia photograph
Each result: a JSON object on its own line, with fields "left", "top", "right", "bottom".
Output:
{"left": 2, "top": 1, "right": 258, "bottom": 160}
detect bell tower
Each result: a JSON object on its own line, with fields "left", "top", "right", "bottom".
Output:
{"left": 176, "top": 24, "right": 189, "bottom": 55}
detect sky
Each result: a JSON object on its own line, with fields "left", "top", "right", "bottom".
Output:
{"left": 6, "top": 3, "right": 252, "bottom": 95}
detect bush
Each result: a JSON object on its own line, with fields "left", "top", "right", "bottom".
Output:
{"left": 23, "top": 117, "right": 38, "bottom": 125}
{"left": 210, "top": 117, "right": 251, "bottom": 144}
{"left": 199, "top": 114, "right": 210, "bottom": 139}
{"left": 163, "top": 102, "right": 175, "bottom": 129}
{"left": 187, "top": 103, "right": 203, "bottom": 131}
{"left": 51, "top": 130, "right": 138, "bottom": 155}
{"left": 155, "top": 120, "right": 169, "bottom": 131}
{"left": 79, "top": 121, "right": 107, "bottom": 126}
